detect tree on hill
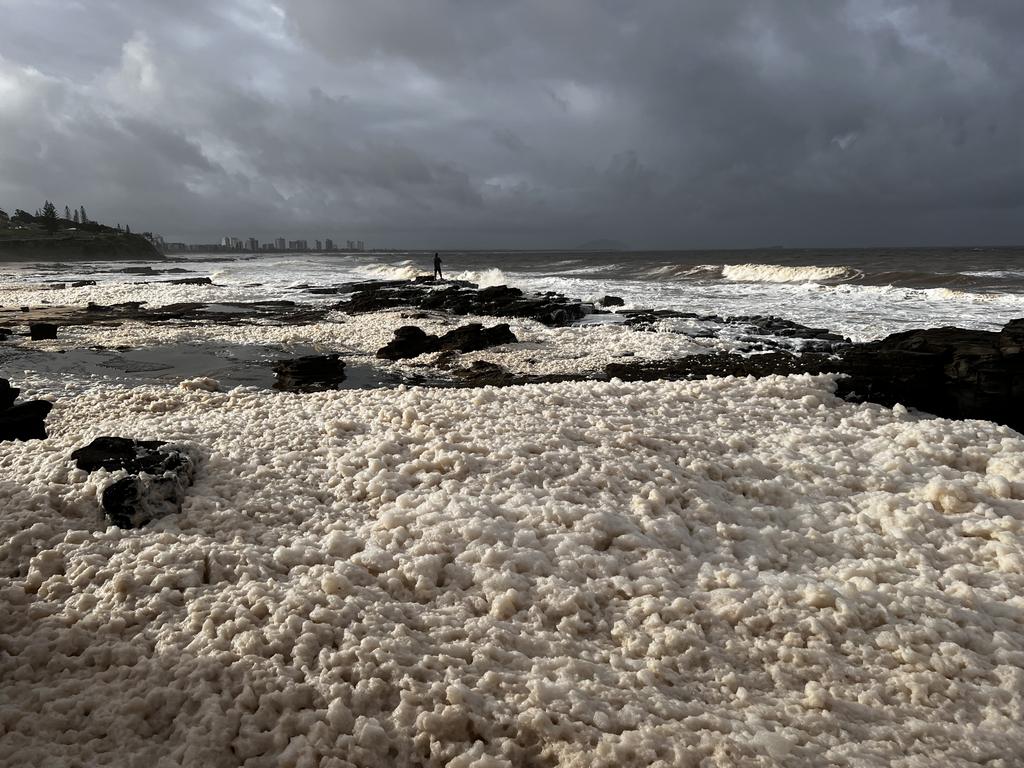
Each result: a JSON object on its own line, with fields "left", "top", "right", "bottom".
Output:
{"left": 73, "top": 209, "right": 79, "bottom": 224}
{"left": 64, "top": 205, "right": 71, "bottom": 220}
{"left": 79, "top": 205, "right": 88, "bottom": 224}
{"left": 41, "top": 200, "right": 58, "bottom": 233}
{"left": 125, "top": 225, "right": 131, "bottom": 234}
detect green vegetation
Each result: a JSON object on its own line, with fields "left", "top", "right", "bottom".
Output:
{"left": 41, "top": 200, "right": 58, "bottom": 233}
{"left": 0, "top": 201, "right": 160, "bottom": 261}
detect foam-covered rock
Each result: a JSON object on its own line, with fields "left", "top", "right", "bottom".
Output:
{"left": 70, "top": 436, "right": 197, "bottom": 528}
{"left": 836, "top": 319, "right": 1024, "bottom": 430}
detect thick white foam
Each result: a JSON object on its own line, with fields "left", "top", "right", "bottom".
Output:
{"left": 2, "top": 376, "right": 1024, "bottom": 765}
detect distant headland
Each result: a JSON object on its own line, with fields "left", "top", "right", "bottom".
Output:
{"left": 0, "top": 202, "right": 161, "bottom": 261}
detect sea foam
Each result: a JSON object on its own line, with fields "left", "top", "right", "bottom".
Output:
{"left": 2, "top": 375, "right": 1023, "bottom": 765}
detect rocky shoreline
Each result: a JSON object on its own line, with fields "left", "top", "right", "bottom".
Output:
{"left": 4, "top": 273, "right": 1024, "bottom": 765}
{"left": 2, "top": 276, "right": 1022, "bottom": 433}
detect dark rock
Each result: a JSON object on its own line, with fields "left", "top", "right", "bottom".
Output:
{"left": 0, "top": 326, "right": 11, "bottom": 341}
{"left": 450, "top": 361, "right": 583, "bottom": 388}
{"left": 0, "top": 379, "right": 18, "bottom": 410}
{"left": 87, "top": 300, "right": 146, "bottom": 313}
{"left": 730, "top": 315, "right": 848, "bottom": 343}
{"left": 454, "top": 361, "right": 521, "bottom": 387}
{"left": 71, "top": 437, "right": 197, "bottom": 528}
{"left": 600, "top": 295, "right": 625, "bottom": 307}
{"left": 607, "top": 318, "right": 1024, "bottom": 433}
{"left": 273, "top": 354, "right": 347, "bottom": 392}
{"left": 167, "top": 277, "right": 213, "bottom": 286}
{"left": 336, "top": 281, "right": 588, "bottom": 327}
{"left": 606, "top": 351, "right": 833, "bottom": 383}
{"left": 621, "top": 309, "right": 703, "bottom": 329}
{"left": 120, "top": 266, "right": 160, "bottom": 275}
{"left": 438, "top": 323, "right": 517, "bottom": 353}
{"left": 478, "top": 285, "right": 524, "bottom": 302}
{"left": 29, "top": 323, "right": 58, "bottom": 340}
{"left": 1, "top": 377, "right": 53, "bottom": 441}
{"left": 71, "top": 280, "right": 97, "bottom": 288}
{"left": 622, "top": 309, "right": 848, "bottom": 349}
{"left": 377, "top": 326, "right": 437, "bottom": 360}
{"left": 834, "top": 322, "right": 1024, "bottom": 430}
{"left": 72, "top": 436, "right": 176, "bottom": 473}
{"left": 377, "top": 323, "right": 518, "bottom": 360}
{"left": 0, "top": 399, "right": 54, "bottom": 441}
{"left": 0, "top": 298, "right": 329, "bottom": 332}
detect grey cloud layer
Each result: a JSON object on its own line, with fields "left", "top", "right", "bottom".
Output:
{"left": 1, "top": 0, "right": 1022, "bottom": 247}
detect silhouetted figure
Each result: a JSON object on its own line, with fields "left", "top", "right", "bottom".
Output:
{"left": 433, "top": 252, "right": 443, "bottom": 281}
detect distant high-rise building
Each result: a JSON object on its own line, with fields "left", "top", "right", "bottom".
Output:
{"left": 324, "top": 238, "right": 334, "bottom": 251}
{"left": 274, "top": 237, "right": 286, "bottom": 250}
{"left": 356, "top": 240, "right": 365, "bottom": 251}
{"left": 315, "top": 239, "right": 322, "bottom": 251}
{"left": 229, "top": 236, "right": 243, "bottom": 249}
{"left": 346, "top": 240, "right": 354, "bottom": 250}
{"left": 247, "top": 237, "right": 259, "bottom": 251}
{"left": 221, "top": 236, "right": 232, "bottom": 247}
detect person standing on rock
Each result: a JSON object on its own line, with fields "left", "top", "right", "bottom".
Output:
{"left": 433, "top": 252, "right": 443, "bottom": 281}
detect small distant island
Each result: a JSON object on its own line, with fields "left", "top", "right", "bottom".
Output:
{"left": 0, "top": 202, "right": 161, "bottom": 261}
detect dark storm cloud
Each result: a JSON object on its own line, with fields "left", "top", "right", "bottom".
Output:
{"left": 1, "top": 0, "right": 1023, "bottom": 247}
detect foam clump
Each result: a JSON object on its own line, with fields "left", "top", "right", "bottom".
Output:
{"left": 180, "top": 377, "right": 221, "bottom": 392}
{"left": 2, "top": 375, "right": 1024, "bottom": 765}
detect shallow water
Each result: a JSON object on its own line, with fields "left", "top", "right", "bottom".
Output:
{"left": 0, "top": 342, "right": 409, "bottom": 391}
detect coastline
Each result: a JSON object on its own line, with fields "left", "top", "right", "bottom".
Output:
{"left": 3, "top": 270, "right": 1024, "bottom": 765}
{"left": 0, "top": 233, "right": 162, "bottom": 262}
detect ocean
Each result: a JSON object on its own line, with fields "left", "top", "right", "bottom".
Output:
{"left": 6, "top": 246, "right": 1024, "bottom": 343}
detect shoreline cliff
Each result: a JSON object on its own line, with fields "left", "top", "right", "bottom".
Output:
{"left": 0, "top": 232, "right": 162, "bottom": 262}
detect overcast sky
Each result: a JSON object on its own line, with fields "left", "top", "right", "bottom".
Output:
{"left": 1, "top": 1, "right": 1022, "bottom": 248}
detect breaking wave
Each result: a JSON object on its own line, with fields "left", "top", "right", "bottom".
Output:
{"left": 352, "top": 262, "right": 513, "bottom": 288}
{"left": 352, "top": 262, "right": 423, "bottom": 281}
{"left": 449, "top": 268, "right": 511, "bottom": 288}
{"left": 634, "top": 263, "right": 859, "bottom": 284}
{"left": 720, "top": 264, "right": 859, "bottom": 283}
